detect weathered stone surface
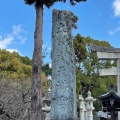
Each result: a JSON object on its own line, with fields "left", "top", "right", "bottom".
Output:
{"left": 97, "top": 52, "right": 120, "bottom": 59}
{"left": 99, "top": 68, "right": 117, "bottom": 76}
{"left": 90, "top": 44, "right": 120, "bottom": 53}
{"left": 79, "top": 95, "right": 87, "bottom": 120}
{"left": 50, "top": 9, "right": 76, "bottom": 120}
{"left": 85, "top": 91, "right": 96, "bottom": 120}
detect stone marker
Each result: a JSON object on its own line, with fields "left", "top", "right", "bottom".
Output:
{"left": 50, "top": 9, "right": 76, "bottom": 120}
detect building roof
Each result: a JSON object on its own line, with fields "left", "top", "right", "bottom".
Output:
{"left": 98, "top": 85, "right": 120, "bottom": 111}
{"left": 98, "top": 90, "right": 120, "bottom": 101}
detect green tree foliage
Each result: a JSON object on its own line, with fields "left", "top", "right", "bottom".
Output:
{"left": 42, "top": 63, "right": 52, "bottom": 76}
{"left": 20, "top": 56, "right": 32, "bottom": 65}
{"left": 0, "top": 49, "right": 48, "bottom": 92}
{"left": 73, "top": 34, "right": 87, "bottom": 63}
{"left": 74, "top": 35, "right": 117, "bottom": 111}
{"left": 24, "top": 0, "right": 87, "bottom": 7}
{"left": 0, "top": 49, "right": 32, "bottom": 80}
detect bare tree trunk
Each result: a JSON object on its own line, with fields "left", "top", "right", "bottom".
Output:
{"left": 30, "top": 4, "right": 43, "bottom": 120}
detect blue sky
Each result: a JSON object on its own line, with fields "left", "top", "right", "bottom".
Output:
{"left": 0, "top": 0, "right": 120, "bottom": 63}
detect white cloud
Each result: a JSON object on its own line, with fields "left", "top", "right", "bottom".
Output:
{"left": 108, "top": 26, "right": 120, "bottom": 35}
{"left": 12, "top": 25, "right": 23, "bottom": 35}
{"left": 12, "top": 24, "right": 27, "bottom": 44}
{"left": 0, "top": 34, "right": 14, "bottom": 49}
{"left": 113, "top": 0, "right": 120, "bottom": 17}
{"left": 0, "top": 24, "right": 27, "bottom": 51}
{"left": 7, "top": 49, "right": 20, "bottom": 53}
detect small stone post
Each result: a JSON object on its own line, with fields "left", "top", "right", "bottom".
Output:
{"left": 50, "top": 9, "right": 77, "bottom": 120}
{"left": 85, "top": 91, "right": 96, "bottom": 120}
{"left": 79, "top": 95, "right": 87, "bottom": 120}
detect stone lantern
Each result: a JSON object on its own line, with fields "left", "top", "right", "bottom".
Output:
{"left": 42, "top": 88, "right": 52, "bottom": 120}
{"left": 85, "top": 91, "right": 96, "bottom": 120}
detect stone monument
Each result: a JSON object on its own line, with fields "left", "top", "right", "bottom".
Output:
{"left": 50, "top": 9, "right": 77, "bottom": 120}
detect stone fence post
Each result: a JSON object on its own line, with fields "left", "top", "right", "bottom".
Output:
{"left": 79, "top": 95, "right": 87, "bottom": 120}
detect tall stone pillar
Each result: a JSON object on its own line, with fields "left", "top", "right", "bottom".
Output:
{"left": 50, "top": 9, "right": 77, "bottom": 120}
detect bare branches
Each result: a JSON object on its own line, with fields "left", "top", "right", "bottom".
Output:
{"left": 0, "top": 79, "right": 31, "bottom": 120}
